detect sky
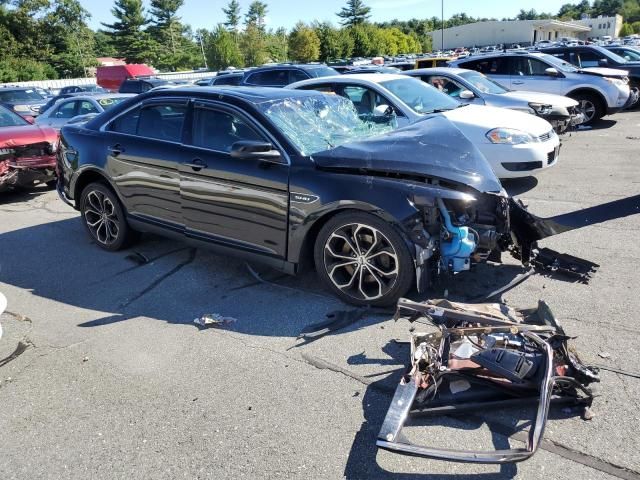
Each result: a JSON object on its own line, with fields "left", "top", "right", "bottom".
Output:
{"left": 85, "top": 0, "right": 567, "bottom": 31}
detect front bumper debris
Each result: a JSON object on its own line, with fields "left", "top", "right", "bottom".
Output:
{"left": 0, "top": 160, "right": 56, "bottom": 192}
{"left": 377, "top": 298, "right": 598, "bottom": 464}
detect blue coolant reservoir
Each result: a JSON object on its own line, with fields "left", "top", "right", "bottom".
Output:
{"left": 437, "top": 198, "right": 477, "bottom": 273}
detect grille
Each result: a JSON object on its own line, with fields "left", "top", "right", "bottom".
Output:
{"left": 538, "top": 130, "right": 554, "bottom": 142}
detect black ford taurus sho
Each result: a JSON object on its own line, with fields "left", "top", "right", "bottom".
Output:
{"left": 57, "top": 87, "right": 550, "bottom": 306}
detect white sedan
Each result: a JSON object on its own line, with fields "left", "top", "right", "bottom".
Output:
{"left": 288, "top": 74, "right": 560, "bottom": 179}
{"left": 35, "top": 94, "right": 133, "bottom": 131}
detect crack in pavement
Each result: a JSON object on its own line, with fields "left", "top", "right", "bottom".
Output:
{"left": 118, "top": 248, "right": 197, "bottom": 309}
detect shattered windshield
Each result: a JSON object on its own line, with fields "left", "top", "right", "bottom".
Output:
{"left": 380, "top": 77, "right": 459, "bottom": 114}
{"left": 259, "top": 94, "right": 394, "bottom": 156}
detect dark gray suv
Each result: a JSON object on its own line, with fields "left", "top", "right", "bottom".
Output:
{"left": 240, "top": 64, "right": 339, "bottom": 87}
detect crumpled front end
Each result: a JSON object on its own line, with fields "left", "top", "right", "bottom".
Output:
{"left": 0, "top": 142, "right": 57, "bottom": 191}
{"left": 377, "top": 298, "right": 599, "bottom": 464}
{"left": 538, "top": 105, "right": 586, "bottom": 133}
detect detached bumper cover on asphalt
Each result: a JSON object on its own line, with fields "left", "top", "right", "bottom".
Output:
{"left": 377, "top": 298, "right": 599, "bottom": 464}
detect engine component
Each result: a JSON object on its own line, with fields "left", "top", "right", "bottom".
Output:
{"left": 436, "top": 198, "right": 477, "bottom": 273}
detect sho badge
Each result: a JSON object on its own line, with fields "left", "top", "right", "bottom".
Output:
{"left": 290, "top": 192, "right": 319, "bottom": 204}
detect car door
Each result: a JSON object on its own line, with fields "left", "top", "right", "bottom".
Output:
{"left": 49, "top": 100, "right": 80, "bottom": 129}
{"left": 102, "top": 99, "right": 189, "bottom": 229}
{"left": 179, "top": 101, "right": 289, "bottom": 258}
{"left": 510, "top": 57, "right": 563, "bottom": 95}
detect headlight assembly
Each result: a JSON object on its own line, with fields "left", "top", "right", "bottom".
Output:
{"left": 486, "top": 128, "right": 536, "bottom": 145}
{"left": 528, "top": 103, "right": 553, "bottom": 116}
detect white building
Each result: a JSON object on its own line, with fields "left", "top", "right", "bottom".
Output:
{"left": 570, "top": 15, "right": 623, "bottom": 40}
{"left": 429, "top": 18, "right": 608, "bottom": 50}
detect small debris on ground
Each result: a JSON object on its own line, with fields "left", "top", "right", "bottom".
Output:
{"left": 82, "top": 356, "right": 89, "bottom": 363}
{"left": 193, "top": 313, "right": 237, "bottom": 329}
{"left": 597, "top": 352, "right": 611, "bottom": 359}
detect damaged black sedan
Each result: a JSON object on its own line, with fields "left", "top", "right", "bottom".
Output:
{"left": 57, "top": 87, "right": 592, "bottom": 306}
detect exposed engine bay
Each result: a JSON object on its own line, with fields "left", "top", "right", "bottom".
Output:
{"left": 410, "top": 191, "right": 599, "bottom": 292}
{"left": 377, "top": 298, "right": 599, "bottom": 463}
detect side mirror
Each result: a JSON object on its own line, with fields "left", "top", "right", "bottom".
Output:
{"left": 598, "top": 58, "right": 609, "bottom": 66}
{"left": 230, "top": 140, "right": 282, "bottom": 161}
{"left": 459, "top": 89, "right": 475, "bottom": 99}
{"left": 545, "top": 67, "right": 559, "bottom": 77}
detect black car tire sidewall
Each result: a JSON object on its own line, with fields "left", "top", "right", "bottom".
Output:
{"left": 314, "top": 211, "right": 414, "bottom": 307}
{"left": 80, "top": 182, "right": 131, "bottom": 252}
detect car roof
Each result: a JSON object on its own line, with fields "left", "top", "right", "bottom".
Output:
{"left": 408, "top": 67, "right": 469, "bottom": 75}
{"left": 146, "top": 86, "right": 326, "bottom": 104}
{"left": 248, "top": 64, "right": 330, "bottom": 72}
{"left": 59, "top": 93, "right": 134, "bottom": 101}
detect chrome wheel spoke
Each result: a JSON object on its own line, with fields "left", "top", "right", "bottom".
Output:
{"left": 84, "top": 190, "right": 121, "bottom": 246}
{"left": 323, "top": 222, "right": 399, "bottom": 302}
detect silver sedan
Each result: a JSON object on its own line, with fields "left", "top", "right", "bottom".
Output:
{"left": 35, "top": 94, "right": 134, "bottom": 130}
{"left": 404, "top": 67, "right": 585, "bottom": 132}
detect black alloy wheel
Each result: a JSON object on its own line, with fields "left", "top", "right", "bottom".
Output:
{"left": 314, "top": 212, "right": 414, "bottom": 306}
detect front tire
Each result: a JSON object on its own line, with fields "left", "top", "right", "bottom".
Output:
{"left": 80, "top": 182, "right": 136, "bottom": 251}
{"left": 569, "top": 92, "right": 604, "bottom": 125}
{"left": 314, "top": 211, "right": 414, "bottom": 307}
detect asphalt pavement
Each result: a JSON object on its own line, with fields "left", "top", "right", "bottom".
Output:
{"left": 1, "top": 111, "right": 639, "bottom": 479}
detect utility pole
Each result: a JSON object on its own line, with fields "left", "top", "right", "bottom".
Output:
{"left": 197, "top": 33, "right": 208, "bottom": 70}
{"left": 441, "top": 0, "right": 444, "bottom": 51}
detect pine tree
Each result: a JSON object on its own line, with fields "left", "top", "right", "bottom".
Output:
{"left": 337, "top": 0, "right": 371, "bottom": 27}
{"left": 222, "top": 0, "right": 242, "bottom": 31}
{"left": 148, "top": 0, "right": 184, "bottom": 54}
{"left": 102, "top": 0, "right": 155, "bottom": 63}
{"left": 245, "top": 1, "right": 268, "bottom": 31}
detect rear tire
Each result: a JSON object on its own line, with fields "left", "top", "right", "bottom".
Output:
{"left": 314, "top": 211, "right": 414, "bottom": 307}
{"left": 569, "top": 92, "right": 604, "bottom": 125}
{"left": 79, "top": 182, "right": 137, "bottom": 251}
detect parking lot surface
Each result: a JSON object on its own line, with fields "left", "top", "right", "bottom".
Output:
{"left": 1, "top": 112, "right": 639, "bottom": 479}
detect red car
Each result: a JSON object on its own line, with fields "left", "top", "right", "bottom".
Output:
{"left": 0, "top": 105, "right": 58, "bottom": 191}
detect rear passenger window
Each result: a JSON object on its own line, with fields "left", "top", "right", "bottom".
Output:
{"left": 246, "top": 70, "right": 290, "bottom": 86}
{"left": 191, "top": 108, "right": 265, "bottom": 153}
{"left": 109, "top": 104, "right": 187, "bottom": 142}
{"left": 289, "top": 70, "right": 309, "bottom": 83}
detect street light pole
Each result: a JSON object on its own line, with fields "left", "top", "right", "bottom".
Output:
{"left": 197, "top": 32, "right": 208, "bottom": 70}
{"left": 441, "top": 0, "right": 444, "bottom": 51}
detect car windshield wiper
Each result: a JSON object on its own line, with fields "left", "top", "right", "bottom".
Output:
{"left": 423, "top": 107, "right": 456, "bottom": 114}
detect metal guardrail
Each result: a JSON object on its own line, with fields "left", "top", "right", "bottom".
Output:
{"left": 0, "top": 71, "right": 215, "bottom": 89}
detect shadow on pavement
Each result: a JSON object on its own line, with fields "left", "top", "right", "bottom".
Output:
{"left": 0, "top": 217, "right": 530, "bottom": 339}
{"left": 502, "top": 176, "right": 538, "bottom": 196}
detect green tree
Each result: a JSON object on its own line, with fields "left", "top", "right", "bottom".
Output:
{"left": 245, "top": 1, "right": 268, "bottom": 30}
{"left": 102, "top": 0, "right": 155, "bottom": 63}
{"left": 288, "top": 22, "right": 320, "bottom": 62}
{"left": 240, "top": 24, "right": 268, "bottom": 65}
{"left": 337, "top": 0, "right": 371, "bottom": 27}
{"left": 592, "top": 0, "right": 624, "bottom": 16}
{"left": 204, "top": 24, "right": 244, "bottom": 69}
{"left": 620, "top": 22, "right": 634, "bottom": 35}
{"left": 265, "top": 28, "right": 288, "bottom": 62}
{"left": 148, "top": 0, "right": 184, "bottom": 54}
{"left": 349, "top": 24, "right": 372, "bottom": 56}
{"left": 222, "top": 0, "right": 241, "bottom": 31}
{"left": 94, "top": 30, "right": 118, "bottom": 57}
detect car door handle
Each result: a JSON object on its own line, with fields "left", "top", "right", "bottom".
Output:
{"left": 183, "top": 158, "right": 207, "bottom": 171}
{"left": 512, "top": 81, "right": 524, "bottom": 85}
{"left": 108, "top": 144, "right": 123, "bottom": 156}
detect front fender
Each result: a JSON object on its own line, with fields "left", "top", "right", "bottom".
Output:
{"left": 287, "top": 171, "right": 476, "bottom": 264}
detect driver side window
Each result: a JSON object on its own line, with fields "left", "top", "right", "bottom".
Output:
{"left": 55, "top": 101, "right": 78, "bottom": 119}
{"left": 339, "top": 85, "right": 397, "bottom": 124}
{"left": 423, "top": 76, "right": 464, "bottom": 97}
{"left": 191, "top": 107, "right": 265, "bottom": 153}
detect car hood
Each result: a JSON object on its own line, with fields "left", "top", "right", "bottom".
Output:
{"left": 579, "top": 67, "right": 630, "bottom": 77}
{"left": 441, "top": 104, "right": 552, "bottom": 136}
{"left": 311, "top": 114, "right": 502, "bottom": 193}
{"left": 501, "top": 90, "right": 578, "bottom": 108}
{"left": 0, "top": 125, "right": 57, "bottom": 147}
